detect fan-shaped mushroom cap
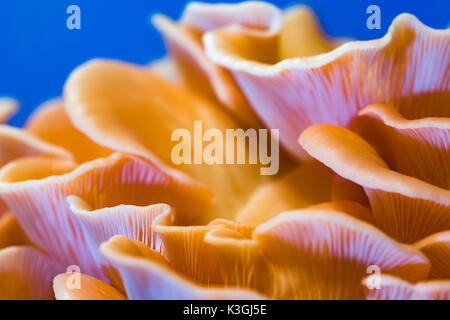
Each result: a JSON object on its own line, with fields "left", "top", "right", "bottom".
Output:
{"left": 205, "top": 208, "right": 429, "bottom": 299}
{"left": 204, "top": 11, "right": 449, "bottom": 159}
{"left": 152, "top": 212, "right": 259, "bottom": 286}
{"left": 353, "top": 104, "right": 449, "bottom": 189}
{"left": 64, "top": 59, "right": 269, "bottom": 221}
{"left": 254, "top": 209, "right": 430, "bottom": 299}
{"left": 100, "top": 235, "right": 265, "bottom": 300}
{"left": 0, "top": 153, "right": 212, "bottom": 280}
{"left": 152, "top": 1, "right": 284, "bottom": 127}
{"left": 299, "top": 124, "right": 450, "bottom": 243}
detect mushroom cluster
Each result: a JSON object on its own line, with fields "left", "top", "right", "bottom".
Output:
{"left": 0, "top": 1, "right": 448, "bottom": 300}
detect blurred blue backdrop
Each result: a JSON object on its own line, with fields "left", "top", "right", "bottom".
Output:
{"left": 1, "top": 0, "right": 448, "bottom": 126}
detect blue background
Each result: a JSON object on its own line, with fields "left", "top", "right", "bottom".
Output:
{"left": 1, "top": 0, "right": 449, "bottom": 126}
